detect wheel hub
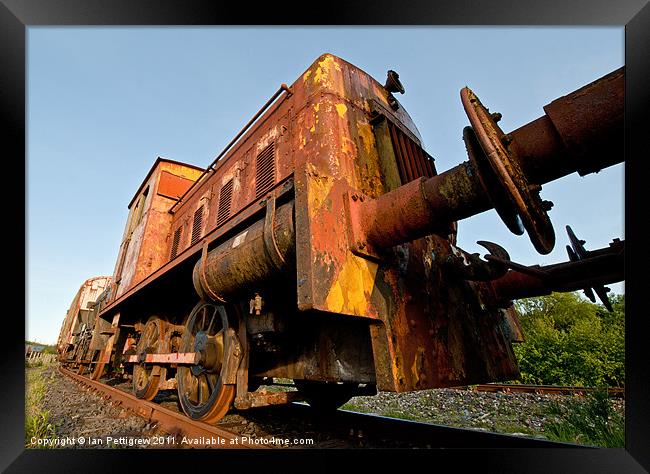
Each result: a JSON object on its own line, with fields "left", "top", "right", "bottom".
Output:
{"left": 192, "top": 330, "right": 222, "bottom": 375}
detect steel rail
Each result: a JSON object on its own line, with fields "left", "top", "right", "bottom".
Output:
{"left": 58, "top": 367, "right": 267, "bottom": 449}
{"left": 278, "top": 403, "right": 580, "bottom": 448}
{"left": 464, "top": 383, "right": 625, "bottom": 398}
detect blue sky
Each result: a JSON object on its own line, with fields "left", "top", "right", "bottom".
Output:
{"left": 27, "top": 27, "right": 624, "bottom": 344}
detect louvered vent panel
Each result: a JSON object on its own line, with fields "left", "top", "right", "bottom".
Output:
{"left": 387, "top": 122, "right": 437, "bottom": 184}
{"left": 170, "top": 227, "right": 182, "bottom": 259}
{"left": 216, "top": 179, "right": 234, "bottom": 227}
{"left": 190, "top": 205, "right": 204, "bottom": 245}
{"left": 255, "top": 142, "right": 276, "bottom": 198}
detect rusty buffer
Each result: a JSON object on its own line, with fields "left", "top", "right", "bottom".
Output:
{"left": 65, "top": 54, "right": 623, "bottom": 425}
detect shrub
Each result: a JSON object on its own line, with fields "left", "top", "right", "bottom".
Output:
{"left": 513, "top": 292, "right": 624, "bottom": 387}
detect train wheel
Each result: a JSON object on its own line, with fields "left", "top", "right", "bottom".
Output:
{"left": 177, "top": 301, "right": 235, "bottom": 424}
{"left": 133, "top": 316, "right": 168, "bottom": 401}
{"left": 294, "top": 380, "right": 359, "bottom": 411}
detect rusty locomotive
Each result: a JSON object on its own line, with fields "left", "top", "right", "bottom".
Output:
{"left": 58, "top": 53, "right": 624, "bottom": 424}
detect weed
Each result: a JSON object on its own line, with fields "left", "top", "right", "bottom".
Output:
{"left": 25, "top": 367, "right": 57, "bottom": 448}
{"left": 543, "top": 388, "right": 624, "bottom": 447}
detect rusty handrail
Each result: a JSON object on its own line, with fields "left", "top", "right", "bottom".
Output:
{"left": 168, "top": 83, "right": 293, "bottom": 215}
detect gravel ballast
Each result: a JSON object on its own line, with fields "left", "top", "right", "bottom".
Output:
{"left": 30, "top": 367, "right": 160, "bottom": 449}
{"left": 344, "top": 388, "right": 625, "bottom": 441}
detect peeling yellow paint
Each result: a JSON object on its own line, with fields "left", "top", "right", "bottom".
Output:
{"left": 314, "top": 66, "right": 324, "bottom": 84}
{"left": 307, "top": 164, "right": 334, "bottom": 212}
{"left": 335, "top": 103, "right": 347, "bottom": 118}
{"left": 303, "top": 70, "right": 312, "bottom": 82}
{"left": 310, "top": 125, "right": 316, "bottom": 133}
{"left": 313, "top": 55, "right": 341, "bottom": 88}
{"left": 326, "top": 281, "right": 344, "bottom": 313}
{"left": 313, "top": 103, "right": 320, "bottom": 112}
{"left": 356, "top": 121, "right": 375, "bottom": 154}
{"left": 325, "top": 254, "right": 378, "bottom": 315}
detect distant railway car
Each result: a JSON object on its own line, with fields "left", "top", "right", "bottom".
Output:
{"left": 60, "top": 54, "right": 624, "bottom": 423}
{"left": 57, "top": 276, "right": 112, "bottom": 371}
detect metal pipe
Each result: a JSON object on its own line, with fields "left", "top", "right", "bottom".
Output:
{"left": 360, "top": 67, "right": 624, "bottom": 251}
{"left": 490, "top": 246, "right": 624, "bottom": 303}
{"left": 169, "top": 84, "right": 293, "bottom": 214}
{"left": 510, "top": 67, "right": 624, "bottom": 184}
{"left": 192, "top": 201, "right": 295, "bottom": 300}
{"left": 360, "top": 163, "right": 489, "bottom": 249}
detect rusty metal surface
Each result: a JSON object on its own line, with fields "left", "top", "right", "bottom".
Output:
{"left": 110, "top": 159, "right": 204, "bottom": 300}
{"left": 461, "top": 86, "right": 555, "bottom": 254}
{"left": 59, "top": 367, "right": 264, "bottom": 449}
{"left": 542, "top": 67, "right": 624, "bottom": 177}
{"left": 126, "top": 352, "right": 200, "bottom": 364}
{"left": 81, "top": 53, "right": 624, "bottom": 408}
{"left": 98, "top": 178, "right": 294, "bottom": 321}
{"left": 490, "top": 237, "right": 624, "bottom": 305}
{"left": 347, "top": 67, "right": 624, "bottom": 258}
{"left": 250, "top": 311, "right": 377, "bottom": 384}
{"left": 192, "top": 200, "right": 295, "bottom": 300}
{"left": 157, "top": 170, "right": 196, "bottom": 201}
{"left": 234, "top": 390, "right": 305, "bottom": 410}
{"left": 510, "top": 67, "right": 624, "bottom": 184}
{"left": 284, "top": 54, "right": 525, "bottom": 390}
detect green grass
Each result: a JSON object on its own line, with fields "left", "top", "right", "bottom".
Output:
{"left": 543, "top": 389, "right": 624, "bottom": 447}
{"left": 25, "top": 367, "right": 57, "bottom": 448}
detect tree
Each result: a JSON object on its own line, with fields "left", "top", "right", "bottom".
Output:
{"left": 512, "top": 292, "right": 624, "bottom": 387}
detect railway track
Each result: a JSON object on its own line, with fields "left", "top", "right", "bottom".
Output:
{"left": 465, "top": 383, "right": 625, "bottom": 398}
{"left": 59, "top": 367, "right": 262, "bottom": 449}
{"left": 58, "top": 367, "right": 578, "bottom": 449}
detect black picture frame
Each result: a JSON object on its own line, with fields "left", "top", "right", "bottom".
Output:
{"left": 3, "top": 1, "right": 648, "bottom": 472}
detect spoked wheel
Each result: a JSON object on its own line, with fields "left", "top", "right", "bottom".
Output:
{"left": 133, "top": 316, "right": 168, "bottom": 401}
{"left": 177, "top": 301, "right": 236, "bottom": 424}
{"left": 294, "top": 380, "right": 360, "bottom": 411}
